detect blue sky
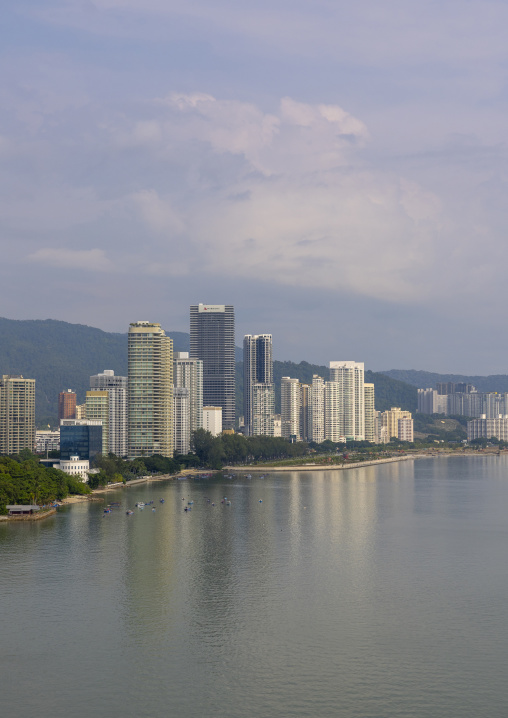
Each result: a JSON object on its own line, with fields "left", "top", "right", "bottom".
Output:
{"left": 2, "top": 0, "right": 508, "bottom": 372}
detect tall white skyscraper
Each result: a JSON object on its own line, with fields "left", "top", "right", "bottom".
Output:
{"left": 329, "top": 361, "right": 365, "bottom": 441}
{"left": 173, "top": 387, "right": 191, "bottom": 455}
{"left": 252, "top": 383, "right": 275, "bottom": 436}
{"left": 243, "top": 334, "right": 273, "bottom": 436}
{"left": 310, "top": 375, "right": 325, "bottom": 443}
{"left": 281, "top": 377, "right": 301, "bottom": 440}
{"left": 324, "top": 381, "right": 342, "bottom": 442}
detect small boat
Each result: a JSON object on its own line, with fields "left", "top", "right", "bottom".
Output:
{"left": 104, "top": 508, "right": 111, "bottom": 513}
{"left": 126, "top": 510, "right": 134, "bottom": 515}
{"left": 160, "top": 499, "right": 165, "bottom": 503}
{"left": 136, "top": 502, "right": 145, "bottom": 508}
{"left": 152, "top": 508, "right": 156, "bottom": 512}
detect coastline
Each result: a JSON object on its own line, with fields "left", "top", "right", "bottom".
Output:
{"left": 225, "top": 454, "right": 427, "bottom": 472}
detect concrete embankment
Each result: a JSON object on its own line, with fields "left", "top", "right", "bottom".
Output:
{"left": 226, "top": 454, "right": 426, "bottom": 473}
{"left": 0, "top": 508, "right": 57, "bottom": 522}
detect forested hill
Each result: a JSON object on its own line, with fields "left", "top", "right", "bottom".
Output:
{"left": 381, "top": 369, "right": 508, "bottom": 393}
{"left": 1, "top": 317, "right": 416, "bottom": 425}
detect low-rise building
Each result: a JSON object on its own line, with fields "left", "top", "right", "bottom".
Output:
{"left": 58, "top": 455, "right": 90, "bottom": 482}
{"left": 203, "top": 406, "right": 222, "bottom": 437}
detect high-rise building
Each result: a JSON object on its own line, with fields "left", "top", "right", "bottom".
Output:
{"left": 329, "top": 361, "right": 365, "bottom": 440}
{"left": 90, "top": 370, "right": 128, "bottom": 457}
{"left": 243, "top": 334, "right": 273, "bottom": 435}
{"left": 190, "top": 304, "right": 235, "bottom": 430}
{"left": 381, "top": 407, "right": 412, "bottom": 440}
{"left": 85, "top": 391, "right": 109, "bottom": 455}
{"left": 174, "top": 352, "right": 203, "bottom": 437}
{"left": 324, "top": 381, "right": 343, "bottom": 442}
{"left": 252, "top": 383, "right": 275, "bottom": 436}
{"left": 75, "top": 403, "right": 87, "bottom": 420}
{"left": 281, "top": 377, "right": 301, "bottom": 440}
{"left": 364, "top": 383, "right": 376, "bottom": 443}
{"left": 60, "top": 419, "right": 103, "bottom": 461}
{"left": 58, "top": 389, "right": 76, "bottom": 421}
{"left": 0, "top": 375, "right": 36, "bottom": 455}
{"left": 397, "top": 417, "right": 414, "bottom": 442}
{"left": 310, "top": 375, "right": 325, "bottom": 443}
{"left": 128, "top": 321, "right": 173, "bottom": 458}
{"left": 300, "top": 383, "right": 311, "bottom": 442}
{"left": 173, "top": 387, "right": 191, "bottom": 455}
{"left": 203, "top": 406, "right": 222, "bottom": 436}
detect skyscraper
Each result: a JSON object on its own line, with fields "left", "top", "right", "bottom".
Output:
{"left": 281, "top": 377, "right": 301, "bottom": 440}
{"left": 364, "top": 383, "right": 375, "bottom": 443}
{"left": 173, "top": 387, "right": 191, "bottom": 455}
{"left": 90, "top": 370, "right": 128, "bottom": 457}
{"left": 174, "top": 352, "right": 203, "bottom": 437}
{"left": 243, "top": 334, "right": 273, "bottom": 435}
{"left": 58, "top": 389, "right": 76, "bottom": 421}
{"left": 190, "top": 304, "right": 235, "bottom": 430}
{"left": 329, "top": 361, "right": 365, "bottom": 441}
{"left": 310, "top": 375, "right": 325, "bottom": 443}
{"left": 0, "top": 375, "right": 35, "bottom": 455}
{"left": 128, "top": 321, "right": 173, "bottom": 458}
{"left": 252, "top": 383, "right": 275, "bottom": 436}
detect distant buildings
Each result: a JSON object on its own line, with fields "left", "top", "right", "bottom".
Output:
{"left": 418, "top": 386, "right": 508, "bottom": 419}
{"left": 35, "top": 429, "right": 60, "bottom": 454}
{"left": 0, "top": 375, "right": 36, "bottom": 455}
{"left": 377, "top": 407, "right": 413, "bottom": 443}
{"left": 281, "top": 377, "right": 301, "bottom": 440}
{"left": 128, "top": 321, "right": 173, "bottom": 458}
{"left": 364, "top": 383, "right": 376, "bottom": 443}
{"left": 174, "top": 352, "right": 203, "bottom": 437}
{"left": 243, "top": 334, "right": 274, "bottom": 436}
{"left": 190, "top": 304, "right": 235, "bottom": 430}
{"left": 203, "top": 406, "right": 222, "bottom": 436}
{"left": 173, "top": 387, "right": 191, "bottom": 455}
{"left": 310, "top": 375, "right": 325, "bottom": 443}
{"left": 58, "top": 390, "right": 76, "bottom": 421}
{"left": 467, "top": 415, "right": 508, "bottom": 442}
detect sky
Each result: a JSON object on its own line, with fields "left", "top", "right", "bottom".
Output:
{"left": 2, "top": 0, "right": 508, "bottom": 373}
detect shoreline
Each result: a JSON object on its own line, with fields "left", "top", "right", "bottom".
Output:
{"left": 225, "top": 454, "right": 426, "bottom": 473}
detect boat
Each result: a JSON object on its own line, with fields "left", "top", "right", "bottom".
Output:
{"left": 160, "top": 499, "right": 165, "bottom": 503}
{"left": 136, "top": 502, "right": 145, "bottom": 508}
{"left": 126, "top": 510, "right": 134, "bottom": 515}
{"left": 104, "top": 508, "right": 111, "bottom": 513}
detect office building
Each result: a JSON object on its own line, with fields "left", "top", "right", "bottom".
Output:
{"left": 0, "top": 375, "right": 36, "bottom": 455}
{"left": 203, "top": 406, "right": 222, "bottom": 436}
{"left": 364, "top": 383, "right": 376, "bottom": 442}
{"left": 243, "top": 334, "right": 273, "bottom": 435}
{"left": 190, "top": 304, "right": 235, "bottom": 430}
{"left": 90, "top": 370, "right": 128, "bottom": 457}
{"left": 310, "top": 375, "right": 325, "bottom": 443}
{"left": 173, "top": 387, "right": 191, "bottom": 455}
{"left": 58, "top": 389, "right": 76, "bottom": 421}
{"left": 252, "top": 383, "right": 275, "bottom": 436}
{"left": 329, "top": 361, "right": 365, "bottom": 440}
{"left": 35, "top": 430, "right": 60, "bottom": 454}
{"left": 281, "top": 377, "right": 301, "bottom": 440}
{"left": 128, "top": 321, "right": 173, "bottom": 458}
{"left": 174, "top": 352, "right": 203, "bottom": 437}
{"left": 60, "top": 419, "right": 102, "bottom": 461}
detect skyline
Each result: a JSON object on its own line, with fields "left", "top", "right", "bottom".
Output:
{"left": 2, "top": 2, "right": 508, "bottom": 373}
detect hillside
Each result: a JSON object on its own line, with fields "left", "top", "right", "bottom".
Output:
{"left": 1, "top": 317, "right": 417, "bottom": 426}
{"left": 381, "top": 369, "right": 508, "bottom": 393}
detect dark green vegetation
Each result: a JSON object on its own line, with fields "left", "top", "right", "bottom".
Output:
{"left": 413, "top": 414, "right": 468, "bottom": 442}
{"left": 0, "top": 452, "right": 90, "bottom": 514}
{"left": 89, "top": 453, "right": 180, "bottom": 488}
{"left": 382, "top": 369, "right": 508, "bottom": 393}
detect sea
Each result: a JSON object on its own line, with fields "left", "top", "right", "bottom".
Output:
{"left": 1, "top": 455, "right": 508, "bottom": 718}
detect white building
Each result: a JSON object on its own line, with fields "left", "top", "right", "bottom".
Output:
{"left": 281, "top": 377, "right": 301, "bottom": 440}
{"left": 203, "top": 406, "right": 222, "bottom": 436}
{"left": 174, "top": 352, "right": 203, "bottom": 436}
{"left": 310, "top": 375, "right": 325, "bottom": 443}
{"left": 252, "top": 383, "right": 275, "bottom": 436}
{"left": 174, "top": 387, "right": 191, "bottom": 455}
{"left": 59, "top": 455, "right": 90, "bottom": 482}
{"left": 329, "top": 361, "right": 365, "bottom": 440}
{"left": 271, "top": 414, "right": 282, "bottom": 437}
{"left": 467, "top": 415, "right": 508, "bottom": 441}
{"left": 243, "top": 334, "right": 273, "bottom": 436}
{"left": 35, "top": 430, "right": 60, "bottom": 454}
{"left": 417, "top": 388, "right": 447, "bottom": 415}
{"left": 397, "top": 417, "right": 414, "bottom": 442}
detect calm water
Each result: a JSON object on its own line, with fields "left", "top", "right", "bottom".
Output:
{"left": 1, "top": 456, "right": 508, "bottom": 717}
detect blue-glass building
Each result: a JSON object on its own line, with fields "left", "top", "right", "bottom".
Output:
{"left": 60, "top": 420, "right": 103, "bottom": 461}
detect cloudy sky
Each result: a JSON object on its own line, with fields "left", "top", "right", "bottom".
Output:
{"left": 2, "top": 0, "right": 508, "bottom": 373}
